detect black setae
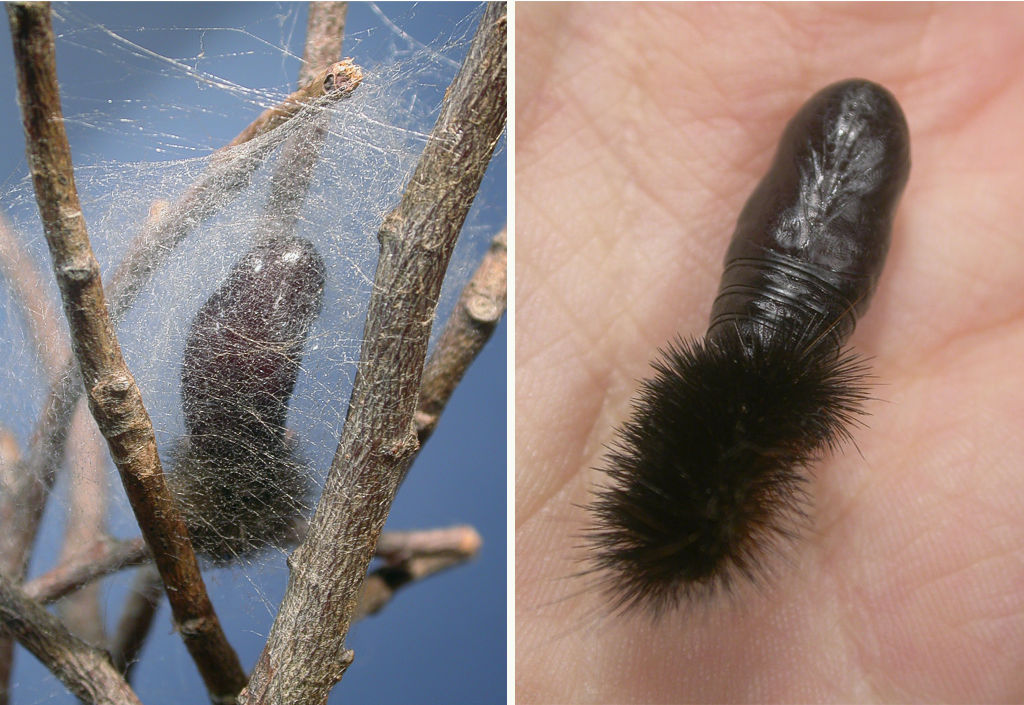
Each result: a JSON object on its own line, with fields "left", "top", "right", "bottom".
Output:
{"left": 587, "top": 79, "right": 911, "bottom": 614}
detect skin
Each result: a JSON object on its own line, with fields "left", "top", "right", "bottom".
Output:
{"left": 516, "top": 4, "right": 1024, "bottom": 703}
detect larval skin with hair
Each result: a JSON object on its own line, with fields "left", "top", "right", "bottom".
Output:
{"left": 588, "top": 79, "right": 911, "bottom": 615}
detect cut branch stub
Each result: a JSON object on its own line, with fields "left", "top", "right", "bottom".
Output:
{"left": 415, "top": 228, "right": 507, "bottom": 446}
{"left": 222, "top": 59, "right": 363, "bottom": 152}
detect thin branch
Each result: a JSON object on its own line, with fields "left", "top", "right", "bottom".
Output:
{"left": 373, "top": 525, "right": 483, "bottom": 562}
{"left": 356, "top": 555, "right": 480, "bottom": 620}
{"left": 57, "top": 404, "right": 108, "bottom": 646}
{"left": 221, "top": 60, "right": 361, "bottom": 150}
{"left": 53, "top": 212, "right": 153, "bottom": 651}
{"left": 25, "top": 524, "right": 474, "bottom": 606}
{"left": 0, "top": 573, "right": 141, "bottom": 705}
{"left": 300, "top": 2, "right": 348, "bottom": 85}
{"left": 52, "top": 203, "right": 160, "bottom": 648}
{"left": 0, "top": 429, "right": 19, "bottom": 705}
{"left": 240, "top": 3, "right": 507, "bottom": 702}
{"left": 24, "top": 537, "right": 148, "bottom": 605}
{"left": 415, "top": 227, "right": 507, "bottom": 447}
{"left": 110, "top": 565, "right": 163, "bottom": 680}
{"left": 355, "top": 527, "right": 482, "bottom": 620}
{"left": 258, "top": 3, "right": 349, "bottom": 243}
{"left": 7, "top": 3, "right": 245, "bottom": 702}
{"left": 0, "top": 212, "right": 68, "bottom": 379}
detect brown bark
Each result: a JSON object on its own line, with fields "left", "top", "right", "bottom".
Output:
{"left": 7, "top": 3, "right": 245, "bottom": 701}
{"left": 24, "top": 537, "right": 148, "bottom": 605}
{"left": 222, "top": 60, "right": 361, "bottom": 150}
{"left": 110, "top": 565, "right": 164, "bottom": 679}
{"left": 239, "top": 4, "right": 507, "bottom": 703}
{"left": 416, "top": 228, "right": 507, "bottom": 446}
{"left": 0, "top": 213, "right": 68, "bottom": 378}
{"left": 356, "top": 552, "right": 482, "bottom": 621}
{"left": 57, "top": 403, "right": 109, "bottom": 646}
{"left": 299, "top": 2, "right": 348, "bottom": 86}
{"left": 259, "top": 2, "right": 349, "bottom": 243}
{"left": 356, "top": 526, "right": 483, "bottom": 620}
{"left": 0, "top": 573, "right": 141, "bottom": 705}
{"left": 374, "top": 525, "right": 483, "bottom": 561}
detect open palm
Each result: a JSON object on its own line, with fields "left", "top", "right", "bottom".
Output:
{"left": 516, "top": 4, "right": 1024, "bottom": 702}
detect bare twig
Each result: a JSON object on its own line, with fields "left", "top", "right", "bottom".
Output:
{"left": 25, "top": 524, "right": 473, "bottom": 606}
{"left": 7, "top": 3, "right": 245, "bottom": 702}
{"left": 51, "top": 203, "right": 161, "bottom": 647}
{"left": 57, "top": 404, "right": 108, "bottom": 646}
{"left": 0, "top": 212, "right": 68, "bottom": 378}
{"left": 373, "top": 525, "right": 483, "bottom": 562}
{"left": 54, "top": 207, "right": 162, "bottom": 673}
{"left": 240, "top": 4, "right": 507, "bottom": 702}
{"left": 0, "top": 429, "right": 19, "bottom": 705}
{"left": 259, "top": 3, "right": 349, "bottom": 242}
{"left": 355, "top": 527, "right": 482, "bottom": 620}
{"left": 221, "top": 60, "right": 361, "bottom": 151}
{"left": 299, "top": 2, "right": 348, "bottom": 85}
{"left": 415, "top": 228, "right": 507, "bottom": 447}
{"left": 0, "top": 573, "right": 142, "bottom": 705}
{"left": 110, "top": 565, "right": 163, "bottom": 680}
{"left": 25, "top": 537, "right": 148, "bottom": 605}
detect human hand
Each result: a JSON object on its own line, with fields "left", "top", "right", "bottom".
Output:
{"left": 516, "top": 4, "right": 1024, "bottom": 702}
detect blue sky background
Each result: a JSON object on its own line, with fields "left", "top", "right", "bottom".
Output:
{"left": 0, "top": 3, "right": 505, "bottom": 703}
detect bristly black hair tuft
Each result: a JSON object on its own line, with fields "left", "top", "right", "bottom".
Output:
{"left": 587, "top": 322, "right": 870, "bottom": 615}
{"left": 584, "top": 78, "right": 909, "bottom": 615}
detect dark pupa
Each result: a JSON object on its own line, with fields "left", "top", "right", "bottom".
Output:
{"left": 171, "top": 234, "right": 326, "bottom": 563}
{"left": 586, "top": 79, "right": 911, "bottom": 614}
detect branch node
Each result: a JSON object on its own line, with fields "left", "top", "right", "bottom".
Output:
{"left": 335, "top": 649, "right": 354, "bottom": 679}
{"left": 175, "top": 616, "right": 210, "bottom": 638}
{"left": 91, "top": 374, "right": 133, "bottom": 400}
{"left": 58, "top": 261, "right": 99, "bottom": 286}
{"left": 385, "top": 425, "right": 419, "bottom": 465}
{"left": 377, "top": 214, "right": 403, "bottom": 248}
{"left": 88, "top": 374, "right": 145, "bottom": 442}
